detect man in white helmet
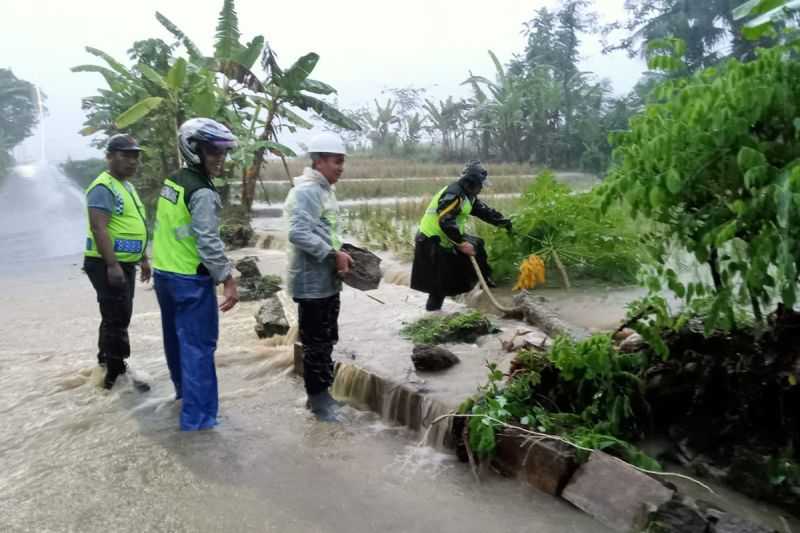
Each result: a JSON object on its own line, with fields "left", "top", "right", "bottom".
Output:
{"left": 284, "top": 132, "right": 353, "bottom": 422}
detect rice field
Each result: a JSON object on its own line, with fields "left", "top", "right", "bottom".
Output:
{"left": 339, "top": 195, "right": 522, "bottom": 259}
{"left": 259, "top": 157, "right": 538, "bottom": 181}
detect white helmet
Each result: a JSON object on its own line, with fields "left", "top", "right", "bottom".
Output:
{"left": 308, "top": 132, "right": 346, "bottom": 155}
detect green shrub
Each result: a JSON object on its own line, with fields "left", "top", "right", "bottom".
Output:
{"left": 480, "top": 171, "right": 645, "bottom": 286}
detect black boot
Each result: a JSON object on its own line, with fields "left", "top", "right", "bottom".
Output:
{"left": 104, "top": 359, "right": 150, "bottom": 392}
{"left": 307, "top": 391, "right": 341, "bottom": 422}
{"left": 305, "top": 390, "right": 344, "bottom": 409}
{"left": 425, "top": 293, "right": 445, "bottom": 311}
{"left": 103, "top": 357, "right": 125, "bottom": 390}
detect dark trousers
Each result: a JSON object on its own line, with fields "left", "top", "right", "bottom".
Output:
{"left": 413, "top": 235, "right": 492, "bottom": 311}
{"left": 83, "top": 257, "right": 136, "bottom": 373}
{"left": 295, "top": 294, "right": 340, "bottom": 396}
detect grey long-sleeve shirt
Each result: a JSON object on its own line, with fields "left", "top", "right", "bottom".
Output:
{"left": 189, "top": 188, "right": 232, "bottom": 284}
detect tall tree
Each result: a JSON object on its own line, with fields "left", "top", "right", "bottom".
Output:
{"left": 603, "top": 0, "right": 771, "bottom": 70}
{"left": 0, "top": 69, "right": 39, "bottom": 175}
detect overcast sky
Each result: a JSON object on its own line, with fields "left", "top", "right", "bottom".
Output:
{"left": 2, "top": 0, "right": 643, "bottom": 162}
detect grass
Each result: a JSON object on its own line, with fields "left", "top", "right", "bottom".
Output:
{"left": 400, "top": 310, "right": 495, "bottom": 344}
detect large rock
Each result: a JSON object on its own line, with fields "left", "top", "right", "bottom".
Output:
{"left": 220, "top": 222, "right": 254, "bottom": 249}
{"left": 411, "top": 345, "right": 460, "bottom": 371}
{"left": 235, "top": 256, "right": 261, "bottom": 280}
{"left": 646, "top": 492, "right": 778, "bottom": 533}
{"left": 339, "top": 243, "right": 382, "bottom": 291}
{"left": 239, "top": 274, "right": 282, "bottom": 302}
{"left": 646, "top": 496, "right": 708, "bottom": 533}
{"left": 562, "top": 451, "right": 674, "bottom": 532}
{"left": 254, "top": 297, "right": 290, "bottom": 339}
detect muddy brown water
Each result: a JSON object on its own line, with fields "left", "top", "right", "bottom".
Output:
{"left": 2, "top": 184, "right": 790, "bottom": 532}
{"left": 0, "top": 229, "right": 607, "bottom": 530}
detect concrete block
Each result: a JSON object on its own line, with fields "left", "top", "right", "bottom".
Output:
{"left": 562, "top": 451, "right": 674, "bottom": 532}
{"left": 492, "top": 430, "right": 577, "bottom": 496}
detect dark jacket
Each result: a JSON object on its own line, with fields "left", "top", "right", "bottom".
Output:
{"left": 410, "top": 179, "right": 507, "bottom": 296}
{"left": 436, "top": 179, "right": 508, "bottom": 245}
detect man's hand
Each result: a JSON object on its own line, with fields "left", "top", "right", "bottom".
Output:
{"left": 219, "top": 276, "right": 239, "bottom": 312}
{"left": 335, "top": 251, "right": 354, "bottom": 276}
{"left": 456, "top": 242, "right": 476, "bottom": 257}
{"left": 107, "top": 262, "right": 126, "bottom": 287}
{"left": 140, "top": 258, "right": 152, "bottom": 283}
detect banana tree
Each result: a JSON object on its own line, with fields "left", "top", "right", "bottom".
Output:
{"left": 402, "top": 113, "right": 425, "bottom": 154}
{"left": 157, "top": 3, "right": 359, "bottom": 211}
{"left": 233, "top": 45, "right": 360, "bottom": 211}
{"left": 463, "top": 50, "right": 529, "bottom": 162}
{"left": 423, "top": 96, "right": 470, "bottom": 160}
{"left": 363, "top": 99, "right": 400, "bottom": 152}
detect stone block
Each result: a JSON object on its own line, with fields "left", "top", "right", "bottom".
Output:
{"left": 562, "top": 451, "right": 674, "bottom": 532}
{"left": 492, "top": 430, "right": 577, "bottom": 496}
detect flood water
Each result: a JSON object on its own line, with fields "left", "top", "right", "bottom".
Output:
{"left": 0, "top": 173, "right": 609, "bottom": 532}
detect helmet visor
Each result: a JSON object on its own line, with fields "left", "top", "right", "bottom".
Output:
{"left": 203, "top": 139, "right": 238, "bottom": 155}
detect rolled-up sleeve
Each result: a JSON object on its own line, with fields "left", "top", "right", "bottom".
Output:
{"left": 189, "top": 189, "right": 232, "bottom": 283}
{"left": 288, "top": 188, "right": 333, "bottom": 262}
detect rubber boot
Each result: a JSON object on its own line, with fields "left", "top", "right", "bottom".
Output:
{"left": 305, "top": 390, "right": 344, "bottom": 409}
{"left": 307, "top": 391, "right": 341, "bottom": 422}
{"left": 104, "top": 359, "right": 151, "bottom": 392}
{"left": 103, "top": 357, "right": 126, "bottom": 390}
{"left": 425, "top": 293, "right": 445, "bottom": 311}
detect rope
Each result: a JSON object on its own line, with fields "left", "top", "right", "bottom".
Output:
{"left": 469, "top": 255, "right": 518, "bottom": 314}
{"left": 428, "top": 412, "right": 717, "bottom": 494}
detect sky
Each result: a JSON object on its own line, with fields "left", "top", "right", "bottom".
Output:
{"left": 1, "top": 0, "right": 644, "bottom": 162}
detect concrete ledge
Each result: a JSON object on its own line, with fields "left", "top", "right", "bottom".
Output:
{"left": 492, "top": 429, "right": 578, "bottom": 496}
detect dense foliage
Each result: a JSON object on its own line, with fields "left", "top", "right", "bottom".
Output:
{"left": 603, "top": 32, "right": 800, "bottom": 330}
{"left": 481, "top": 172, "right": 645, "bottom": 287}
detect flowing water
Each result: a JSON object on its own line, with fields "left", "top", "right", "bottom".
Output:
{"left": 0, "top": 212, "right": 607, "bottom": 531}
{"left": 0, "top": 162, "right": 85, "bottom": 265}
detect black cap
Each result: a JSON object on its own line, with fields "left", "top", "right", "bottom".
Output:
{"left": 106, "top": 134, "right": 142, "bottom": 153}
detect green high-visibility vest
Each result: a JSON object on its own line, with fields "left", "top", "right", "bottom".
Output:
{"left": 85, "top": 171, "right": 148, "bottom": 263}
{"left": 151, "top": 171, "right": 209, "bottom": 275}
{"left": 418, "top": 186, "right": 472, "bottom": 248}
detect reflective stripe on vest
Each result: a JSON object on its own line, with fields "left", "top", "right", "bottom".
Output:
{"left": 151, "top": 179, "right": 202, "bottom": 275}
{"left": 84, "top": 171, "right": 148, "bottom": 263}
{"left": 418, "top": 186, "right": 472, "bottom": 248}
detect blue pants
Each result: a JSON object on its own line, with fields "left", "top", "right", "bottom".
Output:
{"left": 154, "top": 270, "right": 219, "bottom": 431}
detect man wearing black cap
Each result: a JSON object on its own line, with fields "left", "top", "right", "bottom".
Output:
{"left": 411, "top": 160, "right": 512, "bottom": 311}
{"left": 83, "top": 134, "right": 151, "bottom": 390}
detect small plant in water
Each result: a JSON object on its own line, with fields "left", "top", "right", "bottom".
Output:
{"left": 400, "top": 310, "right": 494, "bottom": 344}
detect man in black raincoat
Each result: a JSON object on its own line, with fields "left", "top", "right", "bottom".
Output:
{"left": 410, "top": 161, "right": 511, "bottom": 311}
